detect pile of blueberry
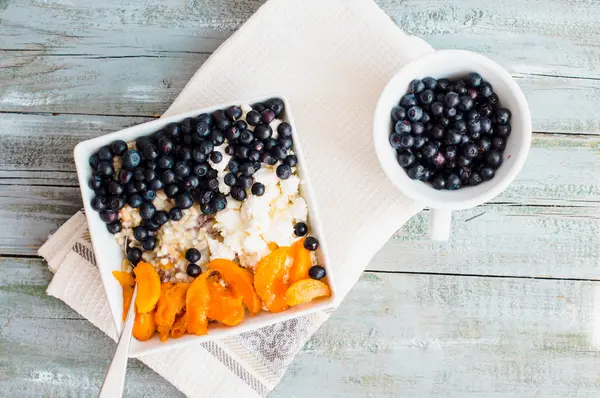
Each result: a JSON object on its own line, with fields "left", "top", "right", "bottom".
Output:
{"left": 87, "top": 98, "right": 297, "bottom": 241}
{"left": 389, "top": 73, "right": 511, "bottom": 190}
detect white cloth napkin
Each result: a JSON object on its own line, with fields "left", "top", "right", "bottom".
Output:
{"left": 40, "top": 0, "right": 432, "bottom": 396}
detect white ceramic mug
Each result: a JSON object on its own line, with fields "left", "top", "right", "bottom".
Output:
{"left": 373, "top": 50, "right": 532, "bottom": 241}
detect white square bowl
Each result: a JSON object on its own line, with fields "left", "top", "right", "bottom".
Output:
{"left": 74, "top": 95, "right": 338, "bottom": 357}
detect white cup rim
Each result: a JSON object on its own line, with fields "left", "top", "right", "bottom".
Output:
{"left": 373, "top": 49, "right": 532, "bottom": 210}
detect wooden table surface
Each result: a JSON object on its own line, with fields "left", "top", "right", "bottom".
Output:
{"left": 1, "top": 0, "right": 599, "bottom": 396}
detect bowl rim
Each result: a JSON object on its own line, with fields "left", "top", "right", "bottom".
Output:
{"left": 74, "top": 94, "right": 339, "bottom": 357}
{"left": 373, "top": 49, "right": 532, "bottom": 210}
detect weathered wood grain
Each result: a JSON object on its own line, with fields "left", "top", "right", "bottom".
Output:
{"left": 3, "top": 257, "right": 600, "bottom": 397}
{"left": 2, "top": 1, "right": 600, "bottom": 133}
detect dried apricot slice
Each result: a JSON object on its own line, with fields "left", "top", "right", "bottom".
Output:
{"left": 170, "top": 313, "right": 188, "bottom": 339}
{"left": 112, "top": 270, "right": 135, "bottom": 287}
{"left": 186, "top": 273, "right": 210, "bottom": 336}
{"left": 285, "top": 279, "right": 331, "bottom": 307}
{"left": 289, "top": 239, "right": 312, "bottom": 284}
{"left": 155, "top": 282, "right": 190, "bottom": 342}
{"left": 207, "top": 276, "right": 245, "bottom": 326}
{"left": 207, "top": 259, "right": 261, "bottom": 314}
{"left": 132, "top": 310, "right": 157, "bottom": 341}
{"left": 254, "top": 247, "right": 291, "bottom": 313}
{"left": 121, "top": 284, "right": 134, "bottom": 321}
{"left": 133, "top": 262, "right": 161, "bottom": 314}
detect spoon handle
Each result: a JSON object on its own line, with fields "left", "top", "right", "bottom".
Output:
{"left": 99, "top": 285, "right": 137, "bottom": 398}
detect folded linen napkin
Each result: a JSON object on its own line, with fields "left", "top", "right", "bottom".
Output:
{"left": 39, "top": 0, "right": 432, "bottom": 396}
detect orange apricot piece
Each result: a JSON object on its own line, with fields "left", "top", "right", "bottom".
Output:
{"left": 186, "top": 273, "right": 210, "bottom": 336}
{"left": 132, "top": 310, "right": 157, "bottom": 341}
{"left": 289, "top": 239, "right": 312, "bottom": 284}
{"left": 170, "top": 313, "right": 188, "bottom": 339}
{"left": 155, "top": 282, "right": 190, "bottom": 342}
{"left": 207, "top": 276, "right": 245, "bottom": 326}
{"left": 121, "top": 284, "right": 134, "bottom": 322}
{"left": 133, "top": 262, "right": 161, "bottom": 314}
{"left": 112, "top": 270, "right": 135, "bottom": 287}
{"left": 207, "top": 259, "right": 262, "bottom": 314}
{"left": 285, "top": 279, "right": 331, "bottom": 307}
{"left": 254, "top": 247, "right": 291, "bottom": 313}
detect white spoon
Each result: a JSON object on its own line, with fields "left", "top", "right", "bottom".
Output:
{"left": 99, "top": 285, "right": 137, "bottom": 398}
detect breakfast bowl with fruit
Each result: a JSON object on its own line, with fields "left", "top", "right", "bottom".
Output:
{"left": 373, "top": 49, "right": 532, "bottom": 240}
{"left": 74, "top": 96, "right": 337, "bottom": 356}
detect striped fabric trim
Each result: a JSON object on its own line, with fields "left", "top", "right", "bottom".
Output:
{"left": 73, "top": 241, "right": 97, "bottom": 267}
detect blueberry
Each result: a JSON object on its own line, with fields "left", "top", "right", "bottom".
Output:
{"left": 131, "top": 226, "right": 148, "bottom": 242}
{"left": 407, "top": 106, "right": 423, "bottom": 122}
{"left": 430, "top": 125, "right": 445, "bottom": 140}
{"left": 175, "top": 192, "right": 193, "bottom": 209}
{"left": 239, "top": 131, "right": 254, "bottom": 146}
{"left": 159, "top": 169, "right": 175, "bottom": 185}
{"left": 479, "top": 82, "right": 493, "bottom": 98}
{"left": 261, "top": 109, "right": 276, "bottom": 124}
{"left": 432, "top": 174, "right": 446, "bottom": 190}
{"left": 438, "top": 117, "right": 451, "bottom": 128}
{"left": 251, "top": 140, "right": 265, "bottom": 153}
{"left": 413, "top": 135, "right": 427, "bottom": 149}
{"left": 467, "top": 87, "right": 479, "bottom": 100}
{"left": 141, "top": 144, "right": 158, "bottom": 161}
{"left": 145, "top": 160, "right": 157, "bottom": 170}
{"left": 169, "top": 207, "right": 183, "bottom": 221}
{"left": 174, "top": 161, "right": 191, "bottom": 177}
{"left": 226, "top": 105, "right": 242, "bottom": 120}
{"left": 284, "top": 155, "right": 298, "bottom": 167}
{"left": 495, "top": 124, "right": 511, "bottom": 139}
{"left": 480, "top": 117, "right": 492, "bottom": 134}
{"left": 139, "top": 202, "right": 156, "bottom": 220}
{"left": 411, "top": 123, "right": 425, "bottom": 135}
{"left": 279, "top": 137, "right": 293, "bottom": 150}
{"left": 230, "top": 186, "right": 247, "bottom": 201}
{"left": 435, "top": 78, "right": 451, "bottom": 92}
{"left": 444, "top": 107, "right": 457, "bottom": 118}
{"left": 267, "top": 98, "right": 285, "bottom": 116}
{"left": 463, "top": 143, "right": 479, "bottom": 158}
{"left": 99, "top": 210, "right": 118, "bottom": 224}
{"left": 305, "top": 265, "right": 325, "bottom": 280}
{"left": 445, "top": 130, "right": 462, "bottom": 145}
{"left": 181, "top": 248, "right": 201, "bottom": 263}
{"left": 394, "top": 150, "right": 413, "bottom": 167}
{"left": 277, "top": 122, "right": 292, "bottom": 138}
{"left": 389, "top": 133, "right": 402, "bottom": 149}
{"left": 193, "top": 190, "right": 212, "bottom": 205}
{"left": 478, "top": 103, "right": 493, "bottom": 118}
{"left": 431, "top": 152, "right": 447, "bottom": 168}
{"left": 141, "top": 189, "right": 156, "bottom": 202}
{"left": 156, "top": 155, "right": 174, "bottom": 170}
{"left": 394, "top": 120, "right": 412, "bottom": 135}
{"left": 166, "top": 124, "right": 182, "bottom": 142}
{"left": 152, "top": 210, "right": 169, "bottom": 226}
{"left": 110, "top": 140, "right": 128, "bottom": 156}
{"left": 459, "top": 167, "right": 472, "bottom": 182}
{"left": 276, "top": 164, "right": 292, "bottom": 180}
{"left": 491, "top": 137, "right": 506, "bottom": 150}
{"left": 495, "top": 108, "right": 511, "bottom": 125}
{"left": 391, "top": 106, "right": 406, "bottom": 123}
{"left": 458, "top": 95, "right": 474, "bottom": 112}
{"left": 477, "top": 137, "right": 492, "bottom": 153}
{"left": 210, "top": 129, "right": 225, "bottom": 146}
{"left": 89, "top": 154, "right": 100, "bottom": 169}
{"left": 143, "top": 169, "right": 156, "bottom": 182}
{"left": 446, "top": 173, "right": 461, "bottom": 190}
{"left": 225, "top": 126, "right": 241, "bottom": 141}
{"left": 251, "top": 182, "right": 265, "bottom": 196}
{"left": 486, "top": 151, "right": 503, "bottom": 168}
{"left": 238, "top": 175, "right": 253, "bottom": 189}
{"left": 464, "top": 72, "right": 482, "bottom": 87}
{"left": 291, "top": 222, "right": 308, "bottom": 238}
{"left": 136, "top": 136, "right": 153, "bottom": 152}
{"left": 271, "top": 146, "right": 287, "bottom": 161}
{"left": 467, "top": 119, "right": 482, "bottom": 135}
{"left": 97, "top": 146, "right": 113, "bottom": 161}
{"left": 456, "top": 156, "right": 472, "bottom": 167}
{"left": 399, "top": 94, "right": 417, "bottom": 109}
{"left": 164, "top": 183, "right": 180, "bottom": 198}
{"left": 469, "top": 172, "right": 483, "bottom": 186}
{"left": 127, "top": 247, "right": 143, "bottom": 265}
{"left": 134, "top": 180, "right": 147, "bottom": 192}
{"left": 141, "top": 236, "right": 157, "bottom": 251}
{"left": 195, "top": 122, "right": 211, "bottom": 138}
{"left": 421, "top": 113, "right": 431, "bottom": 124}
{"left": 213, "top": 110, "right": 231, "bottom": 130}
{"left": 192, "top": 164, "right": 209, "bottom": 178}
{"left": 400, "top": 135, "right": 414, "bottom": 148}
{"left": 157, "top": 138, "right": 174, "bottom": 155}
{"left": 186, "top": 263, "right": 202, "bottom": 277}
{"left": 430, "top": 102, "right": 444, "bottom": 117}
{"left": 246, "top": 110, "right": 261, "bottom": 126}
{"left": 407, "top": 164, "right": 425, "bottom": 180}
{"left": 207, "top": 169, "right": 218, "bottom": 179}
{"left": 181, "top": 175, "right": 199, "bottom": 190}
{"left": 481, "top": 167, "right": 495, "bottom": 181}
{"left": 109, "top": 196, "right": 126, "bottom": 211}
{"left": 454, "top": 81, "right": 468, "bottom": 95}
{"left": 88, "top": 175, "right": 103, "bottom": 190}
{"left": 304, "top": 237, "right": 319, "bottom": 251}
{"left": 265, "top": 138, "right": 278, "bottom": 151}
{"left": 444, "top": 92, "right": 460, "bottom": 108}
{"left": 211, "top": 194, "right": 228, "bottom": 212}
{"left": 97, "top": 161, "right": 114, "bottom": 176}
{"left": 198, "top": 140, "right": 214, "bottom": 155}
{"left": 90, "top": 196, "right": 108, "bottom": 211}
{"left": 181, "top": 118, "right": 195, "bottom": 133}
{"left": 238, "top": 162, "right": 254, "bottom": 177}
{"left": 204, "top": 178, "right": 219, "bottom": 192}
{"left": 422, "top": 77, "right": 437, "bottom": 90}
{"left": 106, "top": 222, "right": 122, "bottom": 234}
{"left": 127, "top": 194, "right": 143, "bottom": 208}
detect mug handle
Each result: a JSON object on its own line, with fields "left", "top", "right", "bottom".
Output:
{"left": 429, "top": 209, "right": 452, "bottom": 241}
